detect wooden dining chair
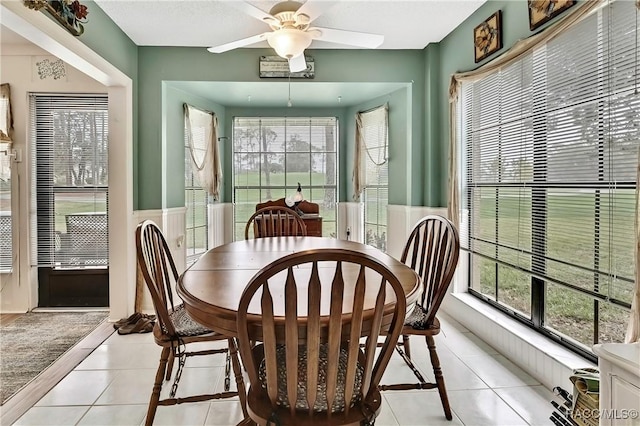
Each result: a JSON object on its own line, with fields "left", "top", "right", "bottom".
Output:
{"left": 236, "top": 248, "right": 407, "bottom": 426}
{"left": 379, "top": 215, "right": 460, "bottom": 420}
{"left": 244, "top": 206, "right": 307, "bottom": 239}
{"left": 136, "top": 220, "right": 247, "bottom": 425}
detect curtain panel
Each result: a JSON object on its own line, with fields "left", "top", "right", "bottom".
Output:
{"left": 352, "top": 104, "right": 388, "bottom": 200}
{"left": 184, "top": 104, "right": 222, "bottom": 200}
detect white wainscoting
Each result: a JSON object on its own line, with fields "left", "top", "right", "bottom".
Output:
{"left": 208, "top": 203, "right": 227, "bottom": 248}
{"left": 133, "top": 207, "right": 186, "bottom": 314}
{"left": 337, "top": 202, "right": 363, "bottom": 242}
{"left": 386, "top": 205, "right": 447, "bottom": 259}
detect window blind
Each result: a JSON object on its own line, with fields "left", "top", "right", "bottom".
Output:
{"left": 184, "top": 106, "right": 210, "bottom": 263}
{"left": 232, "top": 117, "right": 338, "bottom": 240}
{"left": 461, "top": 0, "right": 638, "bottom": 307}
{"left": 29, "top": 94, "right": 109, "bottom": 268}
{"left": 0, "top": 95, "right": 11, "bottom": 271}
{"left": 359, "top": 105, "right": 389, "bottom": 251}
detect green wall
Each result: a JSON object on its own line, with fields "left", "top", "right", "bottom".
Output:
{"left": 78, "top": 1, "right": 569, "bottom": 211}
{"left": 138, "top": 47, "right": 425, "bottom": 210}
{"left": 78, "top": 2, "right": 139, "bottom": 206}
{"left": 345, "top": 86, "right": 411, "bottom": 205}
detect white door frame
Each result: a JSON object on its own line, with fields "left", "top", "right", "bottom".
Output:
{"left": 1, "top": 2, "right": 134, "bottom": 320}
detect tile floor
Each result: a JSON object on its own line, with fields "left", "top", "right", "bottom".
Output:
{"left": 14, "top": 313, "right": 559, "bottom": 425}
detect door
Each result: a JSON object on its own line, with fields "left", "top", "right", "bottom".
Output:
{"left": 31, "top": 93, "right": 109, "bottom": 307}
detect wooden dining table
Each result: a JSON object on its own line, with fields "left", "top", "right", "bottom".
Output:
{"left": 177, "top": 236, "right": 422, "bottom": 338}
{"left": 177, "top": 236, "right": 421, "bottom": 420}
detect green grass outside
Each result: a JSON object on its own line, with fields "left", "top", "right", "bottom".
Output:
{"left": 233, "top": 171, "right": 337, "bottom": 240}
{"left": 473, "top": 191, "right": 634, "bottom": 347}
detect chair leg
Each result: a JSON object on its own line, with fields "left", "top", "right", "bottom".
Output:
{"left": 166, "top": 348, "right": 175, "bottom": 381}
{"left": 146, "top": 346, "right": 171, "bottom": 426}
{"left": 224, "top": 349, "right": 231, "bottom": 391}
{"left": 228, "top": 338, "right": 249, "bottom": 419}
{"left": 402, "top": 334, "right": 411, "bottom": 359}
{"left": 426, "top": 335, "right": 452, "bottom": 420}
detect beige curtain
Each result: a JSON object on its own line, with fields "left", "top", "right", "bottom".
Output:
{"left": 626, "top": 150, "right": 640, "bottom": 343}
{"left": 352, "top": 113, "right": 365, "bottom": 200}
{"left": 447, "top": 0, "right": 604, "bottom": 228}
{"left": 184, "top": 104, "right": 222, "bottom": 200}
{"left": 352, "top": 104, "right": 388, "bottom": 200}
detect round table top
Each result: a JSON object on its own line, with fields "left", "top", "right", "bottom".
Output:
{"left": 177, "top": 237, "right": 421, "bottom": 337}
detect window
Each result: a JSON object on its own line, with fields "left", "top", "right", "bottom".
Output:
{"left": 184, "top": 106, "right": 214, "bottom": 263}
{"left": 233, "top": 117, "right": 338, "bottom": 240}
{"left": 359, "top": 106, "right": 388, "bottom": 251}
{"left": 0, "top": 85, "right": 12, "bottom": 271}
{"left": 30, "top": 94, "right": 109, "bottom": 268}
{"left": 459, "top": 0, "right": 639, "bottom": 358}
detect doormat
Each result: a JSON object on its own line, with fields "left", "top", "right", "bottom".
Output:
{"left": 0, "top": 311, "right": 108, "bottom": 405}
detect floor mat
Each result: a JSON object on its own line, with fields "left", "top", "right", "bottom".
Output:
{"left": 0, "top": 311, "right": 108, "bottom": 405}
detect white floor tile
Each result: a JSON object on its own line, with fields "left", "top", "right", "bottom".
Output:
{"left": 14, "top": 406, "right": 89, "bottom": 425}
{"left": 371, "top": 398, "right": 400, "bottom": 426}
{"left": 76, "top": 404, "right": 147, "bottom": 426}
{"left": 204, "top": 400, "right": 246, "bottom": 425}
{"left": 494, "top": 385, "right": 557, "bottom": 425}
{"left": 35, "top": 370, "right": 117, "bottom": 406}
{"left": 448, "top": 389, "right": 529, "bottom": 426}
{"left": 148, "top": 402, "right": 211, "bottom": 426}
{"left": 461, "top": 354, "right": 540, "bottom": 388}
{"left": 11, "top": 309, "right": 571, "bottom": 425}
{"left": 76, "top": 342, "right": 160, "bottom": 370}
{"left": 384, "top": 390, "right": 463, "bottom": 426}
{"left": 440, "top": 330, "right": 500, "bottom": 357}
{"left": 95, "top": 369, "right": 157, "bottom": 405}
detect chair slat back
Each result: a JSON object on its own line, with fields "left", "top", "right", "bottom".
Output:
{"left": 237, "top": 248, "right": 406, "bottom": 421}
{"left": 245, "top": 206, "right": 307, "bottom": 239}
{"left": 401, "top": 215, "right": 460, "bottom": 327}
{"left": 136, "top": 220, "right": 179, "bottom": 337}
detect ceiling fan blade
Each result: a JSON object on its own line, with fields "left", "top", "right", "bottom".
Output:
{"left": 294, "top": 0, "right": 335, "bottom": 25}
{"left": 231, "top": 2, "right": 278, "bottom": 25}
{"left": 311, "top": 27, "right": 384, "bottom": 49}
{"left": 207, "top": 33, "right": 268, "bottom": 53}
{"left": 289, "top": 54, "right": 307, "bottom": 73}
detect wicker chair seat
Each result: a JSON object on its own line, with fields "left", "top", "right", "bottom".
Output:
{"left": 258, "top": 343, "right": 364, "bottom": 413}
{"left": 166, "top": 304, "right": 211, "bottom": 337}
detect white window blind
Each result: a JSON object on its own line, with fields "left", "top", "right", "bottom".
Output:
{"left": 360, "top": 105, "right": 388, "bottom": 251}
{"left": 460, "top": 0, "right": 639, "bottom": 349}
{"left": 184, "top": 106, "right": 210, "bottom": 263}
{"left": 30, "top": 94, "right": 109, "bottom": 268}
{"left": 0, "top": 93, "right": 11, "bottom": 271}
{"left": 233, "top": 117, "right": 338, "bottom": 240}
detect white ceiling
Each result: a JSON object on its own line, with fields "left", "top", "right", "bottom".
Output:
{"left": 2, "top": 0, "right": 487, "bottom": 107}
{"left": 93, "top": 0, "right": 486, "bottom": 50}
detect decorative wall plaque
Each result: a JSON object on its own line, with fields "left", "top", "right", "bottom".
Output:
{"left": 474, "top": 11, "right": 502, "bottom": 63}
{"left": 23, "top": 0, "right": 88, "bottom": 36}
{"left": 259, "top": 56, "right": 315, "bottom": 79}
{"left": 528, "top": 0, "right": 575, "bottom": 31}
{"left": 33, "top": 56, "right": 68, "bottom": 81}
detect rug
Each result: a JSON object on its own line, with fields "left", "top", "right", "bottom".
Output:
{"left": 0, "top": 311, "right": 108, "bottom": 405}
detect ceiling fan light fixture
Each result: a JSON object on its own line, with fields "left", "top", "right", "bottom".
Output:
{"left": 267, "top": 28, "right": 312, "bottom": 59}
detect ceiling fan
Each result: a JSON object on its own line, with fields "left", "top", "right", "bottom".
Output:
{"left": 207, "top": 0, "right": 384, "bottom": 73}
